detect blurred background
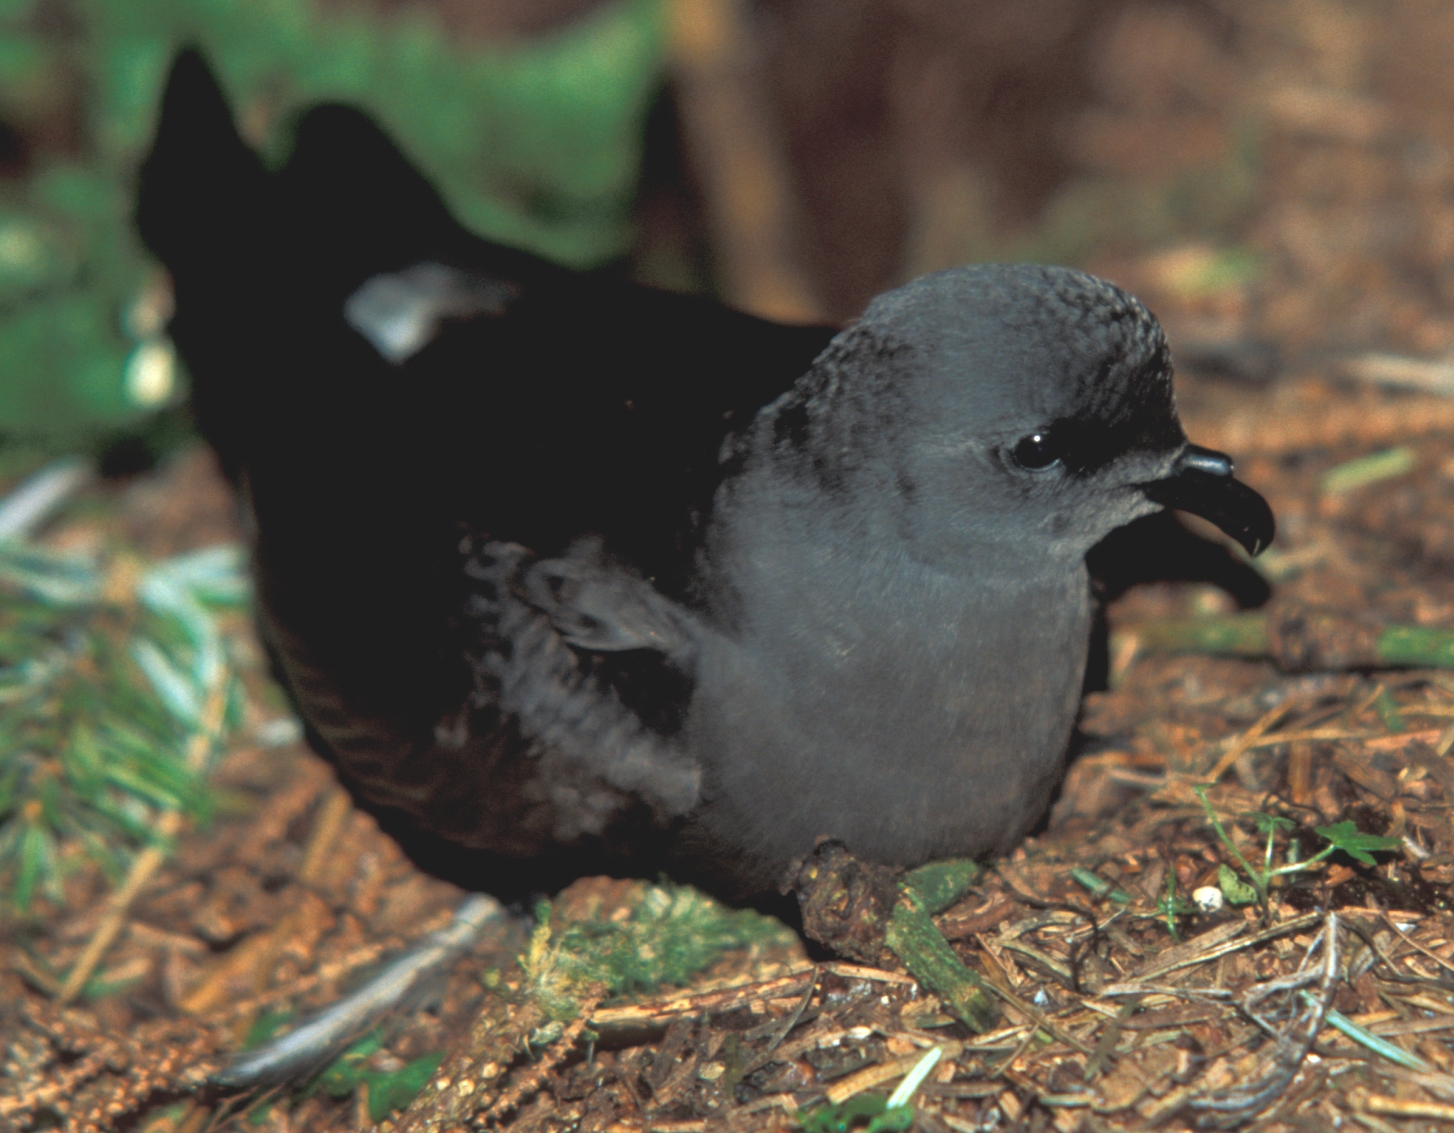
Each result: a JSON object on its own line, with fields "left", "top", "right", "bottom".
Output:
{"left": 2, "top": 0, "right": 1453, "bottom": 474}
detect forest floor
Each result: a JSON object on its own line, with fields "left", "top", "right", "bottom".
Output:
{"left": 12, "top": 1, "right": 1454, "bottom": 1131}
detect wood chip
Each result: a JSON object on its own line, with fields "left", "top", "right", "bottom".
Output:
{"left": 820, "top": 962, "right": 919, "bottom": 985}
{"left": 591, "top": 970, "right": 814, "bottom": 1028}
{"left": 824, "top": 1052, "right": 930, "bottom": 1105}
{"left": 1128, "top": 913, "right": 1320, "bottom": 981}
{"left": 1364, "top": 1095, "right": 1454, "bottom": 1121}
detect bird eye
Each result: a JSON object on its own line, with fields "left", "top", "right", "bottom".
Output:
{"left": 1012, "top": 430, "right": 1062, "bottom": 470}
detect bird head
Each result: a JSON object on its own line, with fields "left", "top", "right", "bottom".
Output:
{"left": 767, "top": 263, "right": 1273, "bottom": 571}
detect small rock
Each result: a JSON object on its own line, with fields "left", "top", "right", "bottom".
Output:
{"left": 1193, "top": 886, "right": 1224, "bottom": 913}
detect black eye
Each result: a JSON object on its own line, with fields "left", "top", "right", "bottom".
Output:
{"left": 1012, "top": 430, "right": 1062, "bottom": 470}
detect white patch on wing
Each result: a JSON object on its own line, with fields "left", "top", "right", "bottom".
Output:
{"left": 344, "top": 261, "right": 518, "bottom": 363}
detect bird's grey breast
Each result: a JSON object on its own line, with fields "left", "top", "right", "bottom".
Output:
{"left": 685, "top": 496, "right": 1093, "bottom": 877}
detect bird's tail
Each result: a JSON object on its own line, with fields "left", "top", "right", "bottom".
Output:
{"left": 278, "top": 103, "right": 464, "bottom": 287}
{"left": 135, "top": 48, "right": 269, "bottom": 285}
{"left": 136, "top": 46, "right": 457, "bottom": 289}
{"left": 136, "top": 48, "right": 542, "bottom": 469}
{"left": 136, "top": 49, "right": 276, "bottom": 473}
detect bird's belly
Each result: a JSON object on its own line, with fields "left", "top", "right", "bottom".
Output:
{"left": 681, "top": 578, "right": 1091, "bottom": 887}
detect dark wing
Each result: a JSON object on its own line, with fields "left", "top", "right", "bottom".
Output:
{"left": 136, "top": 50, "right": 836, "bottom": 879}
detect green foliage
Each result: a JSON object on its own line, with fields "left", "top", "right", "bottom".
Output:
{"left": 242, "top": 1008, "right": 294, "bottom": 1050}
{"left": 1157, "top": 869, "right": 1196, "bottom": 942}
{"left": 524, "top": 882, "right": 796, "bottom": 1022}
{"left": 1315, "top": 820, "right": 1402, "bottom": 867}
{"left": 798, "top": 1095, "right": 914, "bottom": 1133}
{"left": 309, "top": 1031, "right": 445, "bottom": 1122}
{"left": 1304, "top": 991, "right": 1437, "bottom": 1073}
{"left": 0, "top": 0, "right": 665, "bottom": 441}
{"left": 1070, "top": 866, "right": 1131, "bottom": 905}
{"left": 1194, "top": 785, "right": 1402, "bottom": 912}
{"left": 0, "top": 537, "right": 246, "bottom": 910}
{"left": 81, "top": 0, "right": 664, "bottom": 263}
{"left": 1319, "top": 447, "right": 1417, "bottom": 496}
{"left": 901, "top": 857, "right": 980, "bottom": 915}
{"left": 235, "top": 993, "right": 446, "bottom": 1118}
{"left": 1216, "top": 863, "right": 1257, "bottom": 907}
{"left": 1372, "top": 687, "right": 1406, "bottom": 734}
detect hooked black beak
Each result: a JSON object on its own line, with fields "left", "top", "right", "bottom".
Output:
{"left": 1141, "top": 444, "right": 1275, "bottom": 556}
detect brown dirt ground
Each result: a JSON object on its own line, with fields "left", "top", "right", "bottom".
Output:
{"left": 14, "top": 1, "right": 1454, "bottom": 1131}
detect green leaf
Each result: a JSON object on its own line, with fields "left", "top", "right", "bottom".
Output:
{"left": 14, "top": 819, "right": 50, "bottom": 909}
{"left": 312, "top": 1032, "right": 386, "bottom": 1098}
{"left": 1217, "top": 863, "right": 1258, "bottom": 906}
{"left": 1315, "top": 821, "right": 1402, "bottom": 866}
{"left": 903, "top": 858, "right": 980, "bottom": 914}
{"left": 0, "top": 532, "right": 233, "bottom": 909}
{"left": 799, "top": 1095, "right": 914, "bottom": 1133}
{"left": 129, "top": 637, "right": 200, "bottom": 726}
{"left": 1321, "top": 447, "right": 1416, "bottom": 496}
{"left": 1070, "top": 866, "right": 1132, "bottom": 904}
{"left": 1249, "top": 812, "right": 1295, "bottom": 836}
{"left": 865, "top": 1107, "right": 914, "bottom": 1133}
{"left": 364, "top": 1051, "right": 446, "bottom": 1121}
{"left": 305, "top": 1032, "right": 443, "bottom": 1119}
{"left": 150, "top": 545, "right": 249, "bottom": 604}
{"left": 240, "top": 1009, "right": 293, "bottom": 1051}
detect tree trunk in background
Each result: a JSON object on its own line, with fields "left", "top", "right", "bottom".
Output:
{"left": 755, "top": 0, "right": 1134, "bottom": 321}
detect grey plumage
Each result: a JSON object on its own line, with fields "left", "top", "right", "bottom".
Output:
{"left": 670, "top": 265, "right": 1193, "bottom": 888}
{"left": 137, "top": 50, "right": 1272, "bottom": 902}
{"left": 138, "top": 54, "right": 1280, "bottom": 1091}
{"left": 413, "top": 263, "right": 1258, "bottom": 893}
